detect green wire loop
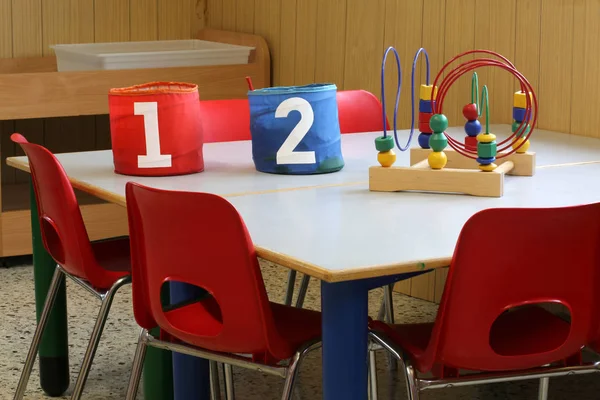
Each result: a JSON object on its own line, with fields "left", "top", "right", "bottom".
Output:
{"left": 470, "top": 71, "right": 490, "bottom": 133}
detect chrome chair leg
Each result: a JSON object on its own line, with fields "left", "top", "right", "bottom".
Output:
{"left": 283, "top": 270, "right": 297, "bottom": 306}
{"left": 404, "top": 359, "right": 420, "bottom": 400}
{"left": 13, "top": 267, "right": 65, "bottom": 400}
{"left": 223, "top": 364, "right": 235, "bottom": 400}
{"left": 538, "top": 377, "right": 549, "bottom": 400}
{"left": 209, "top": 361, "right": 222, "bottom": 400}
{"left": 294, "top": 275, "right": 310, "bottom": 308}
{"left": 70, "top": 275, "right": 131, "bottom": 400}
{"left": 125, "top": 329, "right": 149, "bottom": 400}
{"left": 281, "top": 341, "right": 320, "bottom": 400}
{"left": 368, "top": 350, "right": 379, "bottom": 400}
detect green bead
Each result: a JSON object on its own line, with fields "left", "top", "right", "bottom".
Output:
{"left": 512, "top": 121, "right": 531, "bottom": 138}
{"left": 375, "top": 136, "right": 395, "bottom": 152}
{"left": 429, "top": 132, "right": 447, "bottom": 152}
{"left": 477, "top": 141, "right": 497, "bottom": 158}
{"left": 429, "top": 114, "right": 448, "bottom": 133}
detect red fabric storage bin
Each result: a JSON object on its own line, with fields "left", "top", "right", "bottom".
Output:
{"left": 108, "top": 82, "right": 204, "bottom": 176}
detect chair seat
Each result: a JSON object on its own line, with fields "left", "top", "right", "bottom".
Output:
{"left": 166, "top": 297, "right": 321, "bottom": 364}
{"left": 371, "top": 305, "right": 571, "bottom": 374}
{"left": 87, "top": 237, "right": 131, "bottom": 290}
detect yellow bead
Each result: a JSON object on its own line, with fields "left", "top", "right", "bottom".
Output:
{"left": 476, "top": 133, "right": 497, "bottom": 143}
{"left": 377, "top": 150, "right": 396, "bottom": 167}
{"left": 479, "top": 163, "right": 497, "bottom": 172}
{"left": 428, "top": 151, "right": 447, "bottom": 169}
{"left": 420, "top": 84, "right": 438, "bottom": 101}
{"left": 512, "top": 137, "right": 530, "bottom": 153}
{"left": 514, "top": 91, "right": 533, "bottom": 109}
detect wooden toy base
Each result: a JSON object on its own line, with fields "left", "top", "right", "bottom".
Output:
{"left": 369, "top": 149, "right": 536, "bottom": 197}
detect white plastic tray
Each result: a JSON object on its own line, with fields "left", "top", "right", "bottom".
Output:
{"left": 51, "top": 40, "right": 255, "bottom": 72}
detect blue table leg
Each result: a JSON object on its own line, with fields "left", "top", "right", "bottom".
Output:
{"left": 169, "top": 282, "right": 211, "bottom": 400}
{"left": 321, "top": 280, "right": 369, "bottom": 400}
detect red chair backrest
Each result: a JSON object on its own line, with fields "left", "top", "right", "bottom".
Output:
{"left": 199, "top": 99, "right": 251, "bottom": 143}
{"left": 10, "top": 134, "right": 120, "bottom": 289}
{"left": 422, "top": 204, "right": 600, "bottom": 372}
{"left": 125, "top": 182, "right": 294, "bottom": 359}
{"left": 336, "top": 90, "right": 389, "bottom": 133}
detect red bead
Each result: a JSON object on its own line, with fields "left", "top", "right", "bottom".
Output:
{"left": 462, "top": 103, "right": 478, "bottom": 120}
{"left": 419, "top": 120, "right": 433, "bottom": 133}
{"left": 419, "top": 112, "right": 432, "bottom": 124}
{"left": 465, "top": 135, "right": 478, "bottom": 150}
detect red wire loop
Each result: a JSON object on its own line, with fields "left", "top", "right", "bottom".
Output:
{"left": 430, "top": 50, "right": 537, "bottom": 160}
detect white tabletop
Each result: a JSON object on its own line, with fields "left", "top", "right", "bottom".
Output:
{"left": 7, "top": 125, "right": 600, "bottom": 281}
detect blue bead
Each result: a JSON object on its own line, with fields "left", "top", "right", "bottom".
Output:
{"left": 476, "top": 157, "right": 496, "bottom": 164}
{"left": 418, "top": 132, "right": 431, "bottom": 149}
{"left": 464, "top": 120, "right": 482, "bottom": 137}
{"left": 513, "top": 107, "right": 527, "bottom": 122}
{"left": 419, "top": 99, "right": 435, "bottom": 113}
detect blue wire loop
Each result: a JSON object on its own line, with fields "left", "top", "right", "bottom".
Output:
{"left": 381, "top": 47, "right": 431, "bottom": 151}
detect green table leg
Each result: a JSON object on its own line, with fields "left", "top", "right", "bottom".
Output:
{"left": 141, "top": 282, "right": 174, "bottom": 399}
{"left": 30, "top": 181, "right": 70, "bottom": 396}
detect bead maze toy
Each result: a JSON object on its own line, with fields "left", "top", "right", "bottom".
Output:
{"left": 369, "top": 48, "right": 537, "bottom": 197}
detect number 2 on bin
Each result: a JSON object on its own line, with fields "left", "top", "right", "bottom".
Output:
{"left": 275, "top": 97, "right": 316, "bottom": 165}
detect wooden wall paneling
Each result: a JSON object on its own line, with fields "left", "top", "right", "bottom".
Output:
{"left": 514, "top": 0, "right": 542, "bottom": 99}
{"left": 474, "top": 0, "right": 516, "bottom": 125}
{"left": 570, "top": 0, "right": 600, "bottom": 138}
{"left": 314, "top": 0, "right": 347, "bottom": 86}
{"left": 94, "top": 0, "right": 130, "bottom": 42}
{"left": 192, "top": 0, "right": 207, "bottom": 37}
{"left": 235, "top": 0, "right": 254, "bottom": 34}
{"left": 279, "top": 0, "right": 297, "bottom": 86}
{"left": 294, "top": 0, "right": 318, "bottom": 85}
{"left": 253, "top": 0, "right": 281, "bottom": 87}
{"left": 12, "top": 0, "right": 44, "bottom": 184}
{"left": 421, "top": 0, "right": 446, "bottom": 81}
{"left": 382, "top": 0, "right": 424, "bottom": 129}
{"left": 130, "top": 0, "right": 158, "bottom": 41}
{"left": 207, "top": 0, "right": 223, "bottom": 29}
{"left": 434, "top": 267, "right": 449, "bottom": 303}
{"left": 222, "top": 0, "right": 237, "bottom": 31}
{"left": 0, "top": 0, "right": 14, "bottom": 187}
{"left": 409, "top": 271, "right": 435, "bottom": 302}
{"left": 343, "top": 0, "right": 386, "bottom": 97}
{"left": 538, "top": 0, "right": 574, "bottom": 133}
{"left": 158, "top": 0, "right": 192, "bottom": 39}
{"left": 393, "top": 278, "right": 411, "bottom": 296}
{"left": 442, "top": 0, "right": 476, "bottom": 126}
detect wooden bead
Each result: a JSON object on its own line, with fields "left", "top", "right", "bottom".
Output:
{"left": 418, "top": 132, "right": 431, "bottom": 148}
{"left": 465, "top": 136, "right": 478, "bottom": 150}
{"left": 429, "top": 114, "right": 448, "bottom": 133}
{"left": 512, "top": 137, "right": 530, "bottom": 153}
{"left": 420, "top": 84, "right": 438, "bottom": 101}
{"left": 419, "top": 112, "right": 433, "bottom": 124}
{"left": 476, "top": 133, "right": 497, "bottom": 143}
{"left": 377, "top": 150, "right": 396, "bottom": 167}
{"left": 419, "top": 99, "right": 435, "bottom": 113}
{"left": 464, "top": 120, "right": 481, "bottom": 137}
{"left": 419, "top": 121, "right": 433, "bottom": 133}
{"left": 375, "top": 135, "right": 394, "bottom": 152}
{"left": 476, "top": 156, "right": 496, "bottom": 164}
{"left": 477, "top": 141, "right": 497, "bottom": 159}
{"left": 512, "top": 121, "right": 531, "bottom": 138}
{"left": 429, "top": 132, "right": 447, "bottom": 152}
{"left": 513, "top": 107, "right": 527, "bottom": 122}
{"left": 428, "top": 151, "right": 447, "bottom": 169}
{"left": 514, "top": 91, "right": 533, "bottom": 109}
{"left": 479, "top": 163, "right": 497, "bottom": 172}
{"left": 462, "top": 103, "right": 478, "bottom": 120}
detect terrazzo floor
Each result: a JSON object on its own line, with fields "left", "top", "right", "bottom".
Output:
{"left": 1, "top": 261, "right": 600, "bottom": 400}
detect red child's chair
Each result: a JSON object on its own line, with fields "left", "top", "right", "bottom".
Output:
{"left": 123, "top": 182, "right": 322, "bottom": 400}
{"left": 368, "top": 204, "right": 600, "bottom": 400}
{"left": 11, "top": 134, "right": 132, "bottom": 400}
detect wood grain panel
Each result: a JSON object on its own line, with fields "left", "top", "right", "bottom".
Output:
{"left": 130, "top": 0, "right": 158, "bottom": 41}
{"left": 0, "top": 0, "right": 13, "bottom": 187}
{"left": 0, "top": 0, "right": 11, "bottom": 58}
{"left": 344, "top": 0, "right": 385, "bottom": 96}
{"left": 42, "top": 0, "right": 94, "bottom": 56}
{"left": 434, "top": 267, "right": 449, "bottom": 303}
{"left": 235, "top": 0, "right": 254, "bottom": 34}
{"left": 278, "top": 0, "right": 297, "bottom": 86}
{"left": 538, "top": 0, "right": 573, "bottom": 132}
{"left": 94, "top": 0, "right": 130, "bottom": 42}
{"left": 314, "top": 0, "right": 347, "bottom": 86}
{"left": 158, "top": 0, "right": 192, "bottom": 39}
{"left": 207, "top": 0, "right": 223, "bottom": 29}
{"left": 514, "top": 0, "right": 542, "bottom": 95}
{"left": 192, "top": 0, "right": 207, "bottom": 37}
{"left": 409, "top": 272, "right": 435, "bottom": 302}
{"left": 571, "top": 0, "right": 600, "bottom": 138}
{"left": 294, "top": 0, "right": 318, "bottom": 85}
{"left": 222, "top": 0, "right": 236, "bottom": 31}
{"left": 253, "top": 0, "right": 281, "bottom": 87}
{"left": 422, "top": 0, "right": 446, "bottom": 81}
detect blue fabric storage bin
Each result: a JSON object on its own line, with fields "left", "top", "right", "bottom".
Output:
{"left": 248, "top": 83, "right": 344, "bottom": 174}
